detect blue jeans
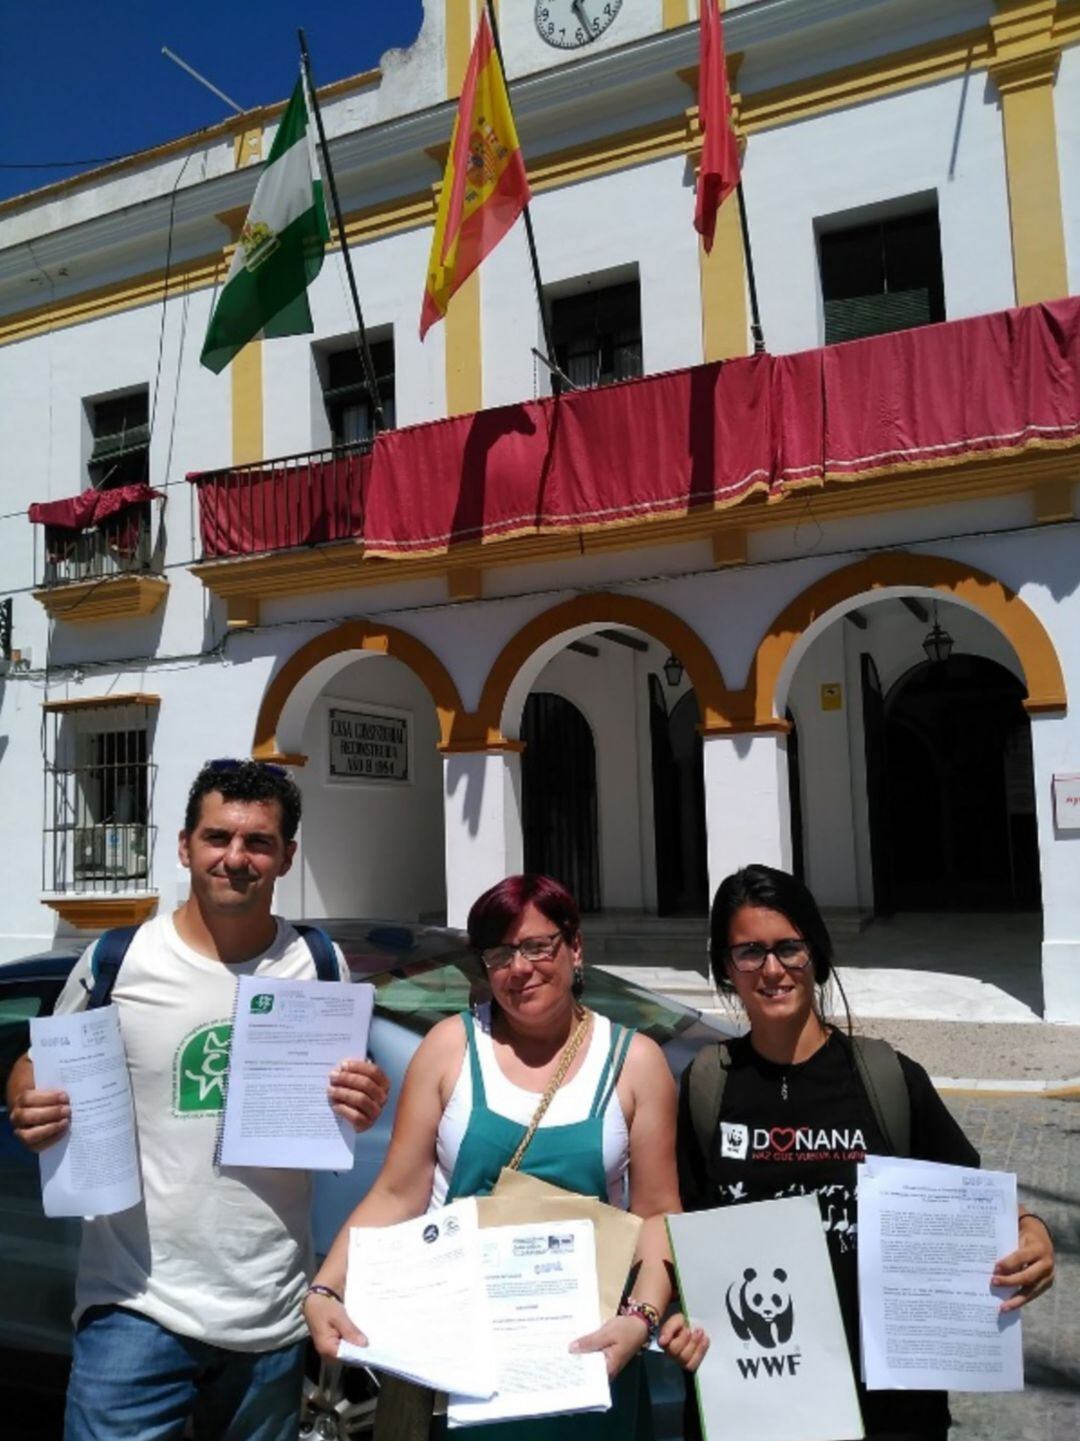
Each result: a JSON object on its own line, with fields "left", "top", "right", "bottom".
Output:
{"left": 64, "top": 1305, "right": 307, "bottom": 1441}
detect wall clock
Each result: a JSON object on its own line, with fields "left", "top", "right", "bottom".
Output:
{"left": 534, "top": 0, "right": 623, "bottom": 51}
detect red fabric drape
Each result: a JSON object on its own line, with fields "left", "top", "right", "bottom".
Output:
{"left": 189, "top": 450, "right": 370, "bottom": 560}
{"left": 189, "top": 297, "right": 1080, "bottom": 561}
{"left": 28, "top": 483, "right": 163, "bottom": 532}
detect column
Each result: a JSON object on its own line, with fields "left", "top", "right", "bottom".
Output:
{"left": 443, "top": 748, "right": 524, "bottom": 928}
{"left": 1029, "top": 712, "right": 1080, "bottom": 1022}
{"left": 990, "top": 3, "right": 1068, "bottom": 305}
{"left": 702, "top": 729, "right": 792, "bottom": 903}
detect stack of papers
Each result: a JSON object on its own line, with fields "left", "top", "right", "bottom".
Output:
{"left": 857, "top": 1155, "right": 1023, "bottom": 1392}
{"left": 340, "top": 1200, "right": 611, "bottom": 1425}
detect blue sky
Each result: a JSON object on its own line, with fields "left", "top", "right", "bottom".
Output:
{"left": 0, "top": 1, "right": 425, "bottom": 202}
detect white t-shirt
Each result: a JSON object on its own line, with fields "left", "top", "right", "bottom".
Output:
{"left": 430, "top": 1004, "right": 630, "bottom": 1210}
{"left": 49, "top": 912, "right": 348, "bottom": 1352}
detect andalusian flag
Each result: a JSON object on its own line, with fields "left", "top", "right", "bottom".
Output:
{"left": 201, "top": 73, "right": 330, "bottom": 374}
{"left": 420, "top": 10, "right": 530, "bottom": 339}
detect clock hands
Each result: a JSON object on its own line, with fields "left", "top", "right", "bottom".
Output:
{"left": 571, "top": 0, "right": 592, "bottom": 35}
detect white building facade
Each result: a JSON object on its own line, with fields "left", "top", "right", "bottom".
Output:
{"left": 2, "top": 0, "right": 1079, "bottom": 1020}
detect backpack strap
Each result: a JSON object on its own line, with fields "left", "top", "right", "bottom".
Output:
{"left": 687, "top": 1040, "right": 732, "bottom": 1170}
{"left": 293, "top": 924, "right": 340, "bottom": 982}
{"left": 851, "top": 1034, "right": 910, "bottom": 1157}
{"left": 85, "top": 926, "right": 141, "bottom": 1009}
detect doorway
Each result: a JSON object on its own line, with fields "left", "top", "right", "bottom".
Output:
{"left": 521, "top": 693, "right": 601, "bottom": 911}
{"left": 871, "top": 654, "right": 1040, "bottom": 911}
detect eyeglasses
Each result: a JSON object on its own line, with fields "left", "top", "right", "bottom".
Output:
{"left": 727, "top": 940, "right": 812, "bottom": 972}
{"left": 480, "top": 933, "right": 565, "bottom": 972}
{"left": 207, "top": 758, "right": 288, "bottom": 778}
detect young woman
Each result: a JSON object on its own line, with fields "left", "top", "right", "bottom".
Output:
{"left": 305, "top": 873, "right": 705, "bottom": 1440}
{"left": 673, "top": 864, "right": 1055, "bottom": 1441}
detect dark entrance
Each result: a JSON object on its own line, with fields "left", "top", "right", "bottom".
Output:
{"left": 521, "top": 692, "right": 601, "bottom": 912}
{"left": 649, "top": 678, "right": 708, "bottom": 916}
{"left": 868, "top": 654, "right": 1040, "bottom": 912}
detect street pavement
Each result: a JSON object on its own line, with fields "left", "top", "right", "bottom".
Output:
{"left": 945, "top": 1092, "right": 1079, "bottom": 1441}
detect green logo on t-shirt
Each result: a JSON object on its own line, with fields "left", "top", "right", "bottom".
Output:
{"left": 174, "top": 1021, "right": 232, "bottom": 1115}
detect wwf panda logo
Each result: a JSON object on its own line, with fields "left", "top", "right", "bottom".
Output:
{"left": 726, "top": 1267, "right": 794, "bottom": 1349}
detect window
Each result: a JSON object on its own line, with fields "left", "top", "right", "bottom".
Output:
{"left": 87, "top": 388, "right": 150, "bottom": 489}
{"left": 819, "top": 206, "right": 945, "bottom": 345}
{"left": 323, "top": 337, "right": 395, "bottom": 446}
{"left": 44, "top": 701, "right": 157, "bottom": 895}
{"left": 550, "top": 279, "right": 642, "bottom": 390}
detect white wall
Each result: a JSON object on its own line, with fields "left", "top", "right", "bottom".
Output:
{"left": 284, "top": 654, "right": 446, "bottom": 923}
{"left": 745, "top": 71, "right": 1015, "bottom": 354}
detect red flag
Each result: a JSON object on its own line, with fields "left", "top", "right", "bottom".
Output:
{"left": 694, "top": 0, "right": 741, "bottom": 253}
{"left": 420, "top": 11, "right": 530, "bottom": 338}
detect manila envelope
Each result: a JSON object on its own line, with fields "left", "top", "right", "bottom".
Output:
{"left": 478, "top": 1168, "right": 642, "bottom": 1321}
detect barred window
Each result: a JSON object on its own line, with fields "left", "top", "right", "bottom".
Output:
{"left": 43, "top": 699, "right": 157, "bottom": 896}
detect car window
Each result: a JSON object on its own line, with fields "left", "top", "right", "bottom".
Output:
{"left": 0, "top": 978, "right": 66, "bottom": 1097}
{"left": 369, "top": 954, "right": 698, "bottom": 1048}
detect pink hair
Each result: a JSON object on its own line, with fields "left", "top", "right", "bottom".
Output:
{"left": 467, "top": 874, "right": 581, "bottom": 951}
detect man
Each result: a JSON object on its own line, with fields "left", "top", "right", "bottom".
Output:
{"left": 7, "top": 759, "right": 390, "bottom": 1441}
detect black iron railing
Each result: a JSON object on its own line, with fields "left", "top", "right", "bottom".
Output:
{"left": 40, "top": 503, "right": 156, "bottom": 588}
{"left": 189, "top": 440, "right": 372, "bottom": 561}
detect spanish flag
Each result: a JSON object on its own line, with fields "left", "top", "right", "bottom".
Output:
{"left": 420, "top": 10, "right": 530, "bottom": 339}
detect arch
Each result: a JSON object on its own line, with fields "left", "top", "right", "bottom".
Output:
{"left": 252, "top": 621, "right": 465, "bottom": 761}
{"left": 744, "top": 553, "right": 1067, "bottom": 726}
{"left": 474, "top": 593, "right": 736, "bottom": 742}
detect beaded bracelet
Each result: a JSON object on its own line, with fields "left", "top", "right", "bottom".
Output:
{"left": 304, "top": 1283, "right": 344, "bottom": 1305}
{"left": 618, "top": 1297, "right": 661, "bottom": 1344}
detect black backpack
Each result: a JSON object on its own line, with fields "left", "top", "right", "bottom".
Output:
{"left": 84, "top": 922, "right": 340, "bottom": 1008}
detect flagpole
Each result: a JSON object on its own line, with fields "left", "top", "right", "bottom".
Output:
{"left": 735, "top": 181, "right": 766, "bottom": 354}
{"left": 483, "top": 0, "right": 562, "bottom": 394}
{"left": 298, "top": 29, "right": 385, "bottom": 431}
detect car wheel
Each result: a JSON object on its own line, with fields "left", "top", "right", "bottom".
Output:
{"left": 300, "top": 1357, "right": 379, "bottom": 1440}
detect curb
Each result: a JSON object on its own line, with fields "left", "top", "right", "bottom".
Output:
{"left": 934, "top": 1076, "right": 1080, "bottom": 1099}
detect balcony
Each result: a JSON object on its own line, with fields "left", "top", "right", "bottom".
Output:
{"left": 188, "top": 442, "right": 372, "bottom": 626}
{"left": 187, "top": 299, "right": 1080, "bottom": 622}
{"left": 30, "top": 486, "right": 168, "bottom": 624}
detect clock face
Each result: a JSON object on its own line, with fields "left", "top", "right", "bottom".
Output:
{"left": 534, "top": 0, "right": 623, "bottom": 51}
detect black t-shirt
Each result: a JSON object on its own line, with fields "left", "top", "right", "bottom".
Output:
{"left": 676, "top": 1030, "right": 980, "bottom": 1440}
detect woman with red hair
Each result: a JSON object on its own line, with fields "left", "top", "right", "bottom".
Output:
{"left": 305, "top": 873, "right": 705, "bottom": 1439}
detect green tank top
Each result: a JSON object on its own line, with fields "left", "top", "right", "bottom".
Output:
{"left": 444, "top": 1009, "right": 633, "bottom": 1204}
{"left": 438, "top": 1010, "right": 652, "bottom": 1441}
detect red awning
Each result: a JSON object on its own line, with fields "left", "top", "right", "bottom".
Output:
{"left": 189, "top": 296, "right": 1080, "bottom": 561}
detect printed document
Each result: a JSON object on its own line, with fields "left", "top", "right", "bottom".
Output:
{"left": 339, "top": 1199, "right": 496, "bottom": 1398}
{"left": 218, "top": 976, "right": 374, "bottom": 1170}
{"left": 448, "top": 1218, "right": 610, "bottom": 1427}
{"left": 30, "top": 1005, "right": 140, "bottom": 1218}
{"left": 858, "top": 1155, "right": 1022, "bottom": 1392}
{"left": 668, "top": 1195, "right": 864, "bottom": 1441}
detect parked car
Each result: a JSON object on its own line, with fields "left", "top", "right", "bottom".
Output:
{"left": 0, "top": 919, "right": 730, "bottom": 1439}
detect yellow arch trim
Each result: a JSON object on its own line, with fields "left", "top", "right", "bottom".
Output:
{"left": 252, "top": 621, "right": 466, "bottom": 758}
{"left": 472, "top": 592, "right": 736, "bottom": 744}
{"left": 744, "top": 552, "right": 1067, "bottom": 727}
